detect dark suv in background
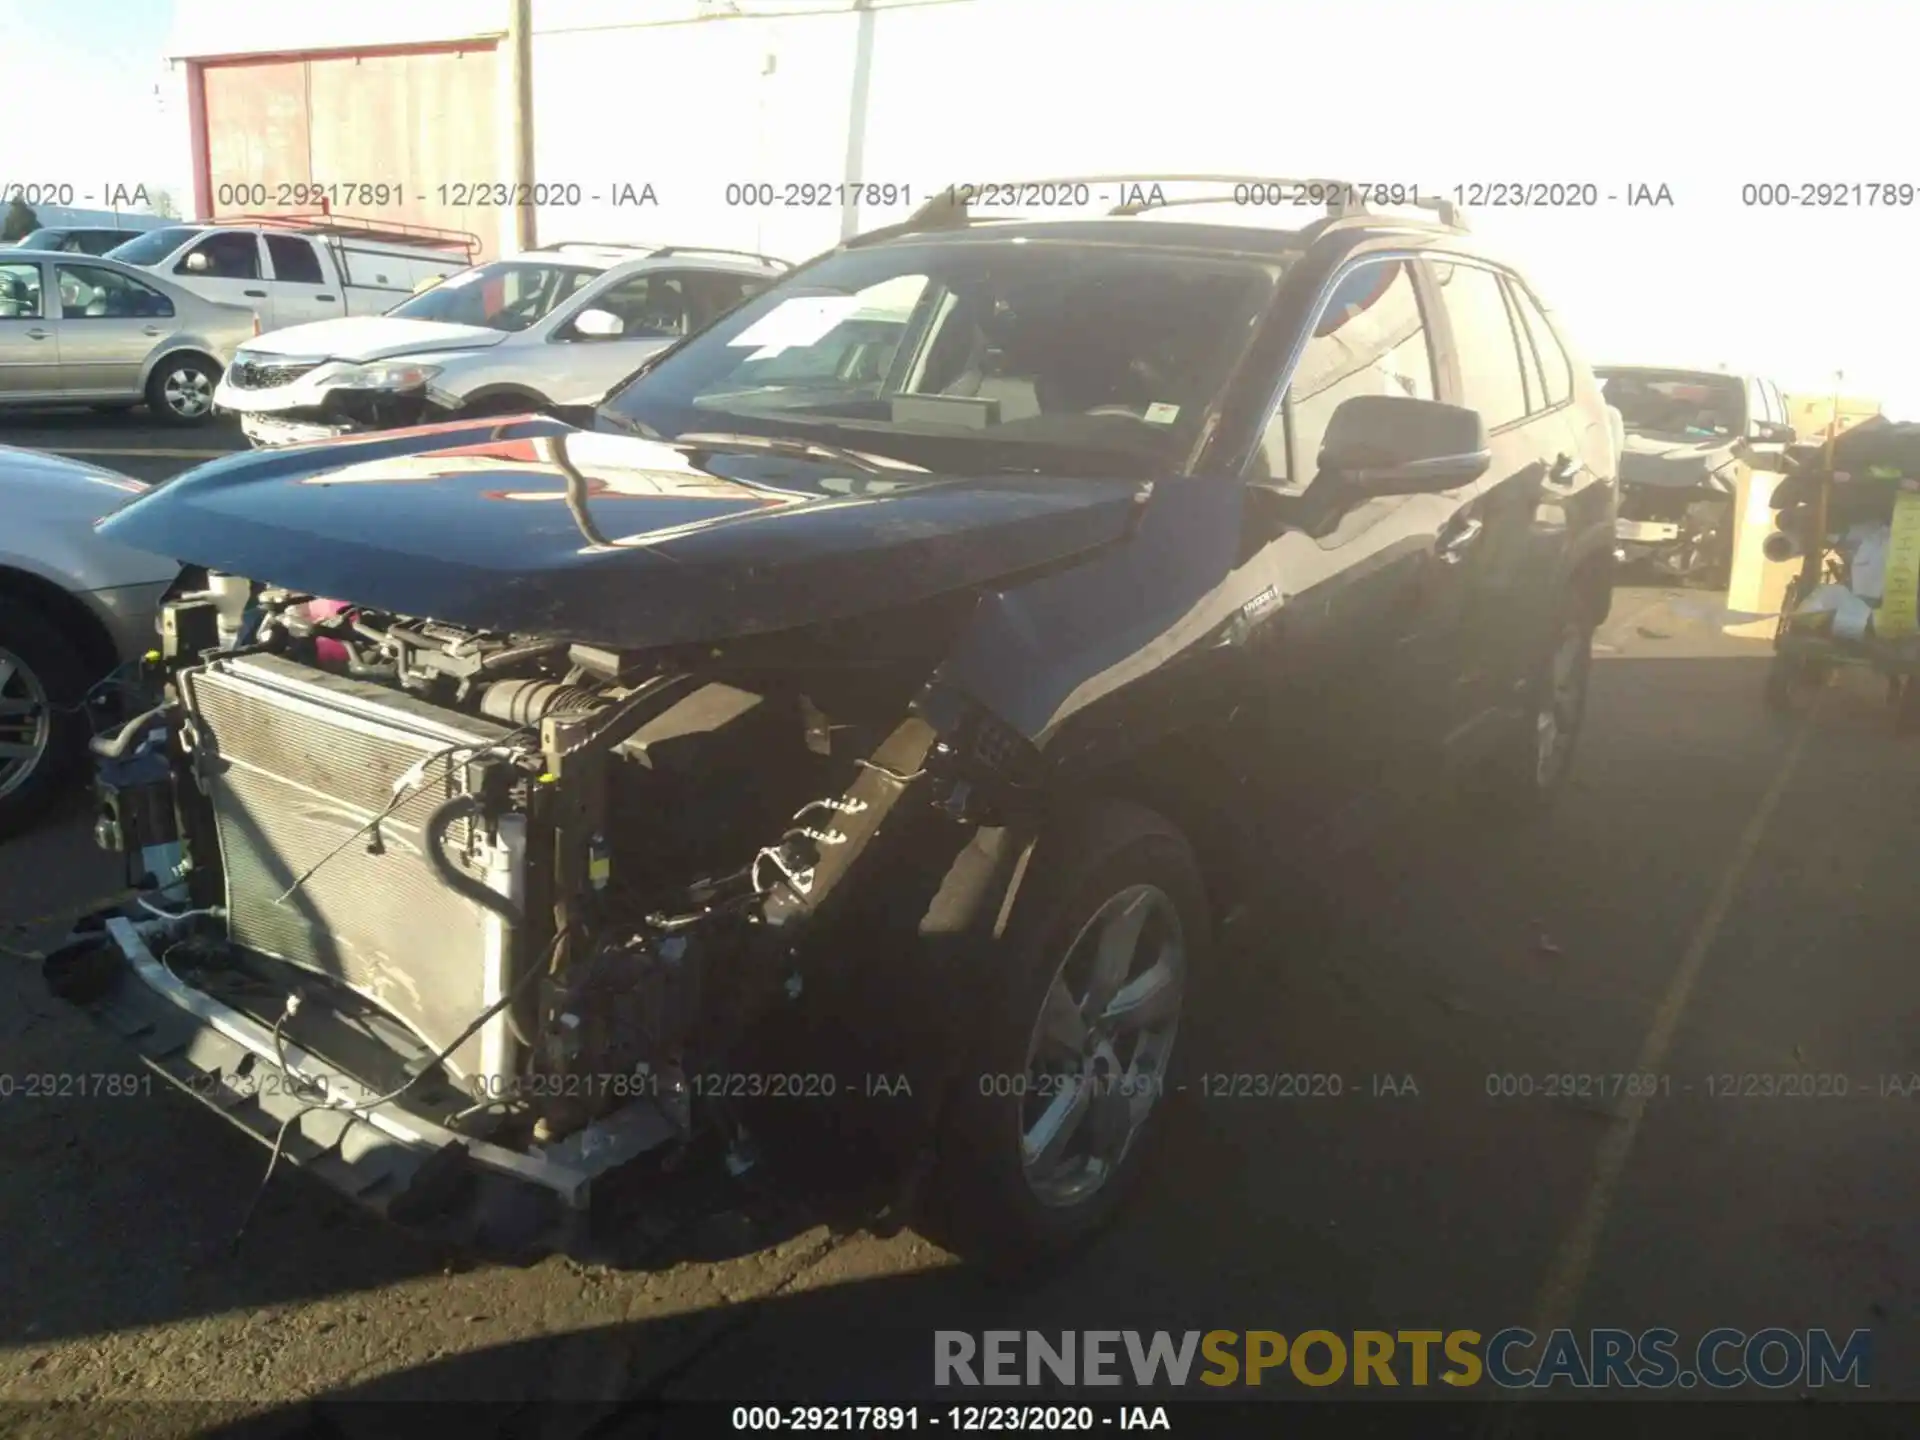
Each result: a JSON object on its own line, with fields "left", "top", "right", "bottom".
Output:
{"left": 61, "top": 176, "right": 1618, "bottom": 1261}
{"left": 1600, "top": 365, "right": 1795, "bottom": 584}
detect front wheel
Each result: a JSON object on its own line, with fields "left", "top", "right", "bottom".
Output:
{"left": 145, "top": 355, "right": 220, "bottom": 426}
{"left": 1472, "top": 609, "right": 1595, "bottom": 818}
{"left": 0, "top": 598, "right": 91, "bottom": 839}
{"left": 927, "top": 801, "right": 1207, "bottom": 1268}
{"left": 461, "top": 393, "right": 551, "bottom": 420}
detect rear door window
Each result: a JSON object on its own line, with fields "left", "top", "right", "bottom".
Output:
{"left": 1431, "top": 260, "right": 1529, "bottom": 430}
{"left": 0, "top": 261, "right": 44, "bottom": 319}
{"left": 1507, "top": 279, "right": 1573, "bottom": 409}
{"left": 265, "top": 235, "right": 325, "bottom": 284}
{"left": 1505, "top": 283, "right": 1545, "bottom": 415}
{"left": 687, "top": 271, "right": 772, "bottom": 329}
{"left": 586, "top": 271, "right": 695, "bottom": 338}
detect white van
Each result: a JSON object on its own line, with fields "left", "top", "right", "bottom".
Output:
{"left": 105, "top": 215, "right": 479, "bottom": 335}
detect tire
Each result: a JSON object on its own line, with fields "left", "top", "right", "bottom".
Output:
{"left": 926, "top": 800, "right": 1208, "bottom": 1269}
{"left": 1473, "top": 605, "right": 1596, "bottom": 818}
{"left": 0, "top": 598, "right": 91, "bottom": 839}
{"left": 463, "top": 393, "right": 547, "bottom": 420}
{"left": 144, "top": 354, "right": 220, "bottom": 426}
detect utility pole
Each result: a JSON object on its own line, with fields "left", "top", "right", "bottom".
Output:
{"left": 840, "top": 0, "right": 877, "bottom": 241}
{"left": 508, "top": 0, "right": 537, "bottom": 250}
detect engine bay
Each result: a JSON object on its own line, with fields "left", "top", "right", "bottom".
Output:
{"left": 85, "top": 566, "right": 1031, "bottom": 1212}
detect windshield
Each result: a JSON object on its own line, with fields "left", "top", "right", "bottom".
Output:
{"left": 385, "top": 260, "right": 599, "bottom": 331}
{"left": 597, "top": 238, "right": 1283, "bottom": 476}
{"left": 1597, "top": 368, "right": 1747, "bottom": 439}
{"left": 104, "top": 226, "right": 201, "bottom": 266}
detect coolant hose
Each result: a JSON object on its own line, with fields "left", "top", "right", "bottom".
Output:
{"left": 89, "top": 705, "right": 169, "bottom": 761}
{"left": 423, "top": 794, "right": 524, "bottom": 928}
{"left": 423, "top": 794, "right": 534, "bottom": 1048}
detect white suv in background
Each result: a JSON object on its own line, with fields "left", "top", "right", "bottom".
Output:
{"left": 211, "top": 243, "right": 788, "bottom": 446}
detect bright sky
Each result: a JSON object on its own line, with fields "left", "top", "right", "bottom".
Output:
{"left": 0, "top": 0, "right": 191, "bottom": 209}
{"left": 9, "top": 0, "right": 1919, "bottom": 416}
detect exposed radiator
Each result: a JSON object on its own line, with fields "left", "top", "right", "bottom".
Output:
{"left": 180, "top": 653, "right": 524, "bottom": 1086}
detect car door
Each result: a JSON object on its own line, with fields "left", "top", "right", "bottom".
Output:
{"left": 0, "top": 259, "right": 61, "bottom": 398}
{"left": 1427, "top": 258, "right": 1582, "bottom": 739}
{"left": 171, "top": 231, "right": 272, "bottom": 327}
{"left": 53, "top": 261, "right": 177, "bottom": 398}
{"left": 262, "top": 235, "right": 338, "bottom": 326}
{"left": 1238, "top": 253, "right": 1465, "bottom": 844}
{"left": 547, "top": 267, "right": 702, "bottom": 404}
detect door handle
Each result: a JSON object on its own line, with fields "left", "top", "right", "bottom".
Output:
{"left": 1547, "top": 452, "right": 1583, "bottom": 487}
{"left": 316, "top": 295, "right": 334, "bottom": 303}
{"left": 24, "top": 328, "right": 48, "bottom": 340}
{"left": 142, "top": 325, "right": 163, "bottom": 336}
{"left": 243, "top": 289, "right": 267, "bottom": 298}
{"left": 1438, "top": 516, "right": 1484, "bottom": 563}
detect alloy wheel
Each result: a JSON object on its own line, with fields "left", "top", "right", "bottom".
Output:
{"left": 0, "top": 647, "right": 51, "bottom": 801}
{"left": 1017, "top": 883, "right": 1186, "bottom": 1209}
{"left": 161, "top": 365, "right": 213, "bottom": 418}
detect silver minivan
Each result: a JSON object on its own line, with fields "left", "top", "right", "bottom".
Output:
{"left": 0, "top": 249, "right": 257, "bottom": 424}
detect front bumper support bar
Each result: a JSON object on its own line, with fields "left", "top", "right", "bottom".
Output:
{"left": 61, "top": 915, "right": 682, "bottom": 1252}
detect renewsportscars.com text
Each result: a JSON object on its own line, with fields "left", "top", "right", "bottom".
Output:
{"left": 933, "top": 1328, "right": 1872, "bottom": 1390}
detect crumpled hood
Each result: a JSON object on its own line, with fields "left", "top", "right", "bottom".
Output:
{"left": 1617, "top": 429, "right": 1742, "bottom": 490}
{"left": 92, "top": 416, "right": 1147, "bottom": 649}
{"left": 240, "top": 315, "right": 509, "bottom": 364}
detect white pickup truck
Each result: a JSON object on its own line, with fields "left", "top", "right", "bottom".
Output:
{"left": 104, "top": 215, "right": 479, "bottom": 336}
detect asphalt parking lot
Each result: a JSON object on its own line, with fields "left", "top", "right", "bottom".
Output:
{"left": 4, "top": 412, "right": 1920, "bottom": 1434}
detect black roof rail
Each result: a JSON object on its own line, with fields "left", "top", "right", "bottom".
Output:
{"left": 529, "top": 241, "right": 790, "bottom": 268}
{"left": 530, "top": 240, "right": 662, "bottom": 253}
{"left": 1108, "top": 181, "right": 1465, "bottom": 231}
{"left": 847, "top": 174, "right": 1466, "bottom": 244}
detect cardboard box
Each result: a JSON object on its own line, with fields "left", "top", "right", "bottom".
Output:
{"left": 1785, "top": 394, "right": 1881, "bottom": 442}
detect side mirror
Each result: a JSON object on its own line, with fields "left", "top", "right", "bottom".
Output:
{"left": 183, "top": 252, "right": 210, "bottom": 274}
{"left": 572, "top": 308, "right": 624, "bottom": 339}
{"left": 1317, "top": 394, "right": 1492, "bottom": 496}
{"left": 1748, "top": 419, "right": 1795, "bottom": 445}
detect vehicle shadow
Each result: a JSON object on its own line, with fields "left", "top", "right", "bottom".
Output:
{"left": 0, "top": 404, "right": 243, "bottom": 444}
{"left": 8, "top": 644, "right": 1913, "bottom": 1421}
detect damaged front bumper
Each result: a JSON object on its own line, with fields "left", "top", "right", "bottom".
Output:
{"left": 50, "top": 912, "right": 685, "bottom": 1253}
{"left": 216, "top": 372, "right": 439, "bottom": 447}
{"left": 1614, "top": 486, "right": 1734, "bottom": 578}
{"left": 1614, "top": 516, "right": 1682, "bottom": 566}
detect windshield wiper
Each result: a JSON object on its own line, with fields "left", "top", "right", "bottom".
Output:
{"left": 594, "top": 408, "right": 661, "bottom": 439}
{"left": 672, "top": 431, "right": 909, "bottom": 475}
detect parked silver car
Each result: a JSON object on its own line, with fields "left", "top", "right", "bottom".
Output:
{"left": 212, "top": 243, "right": 785, "bottom": 445}
{"left": 0, "top": 447, "right": 178, "bottom": 835}
{"left": 0, "top": 250, "right": 256, "bottom": 424}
